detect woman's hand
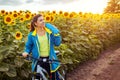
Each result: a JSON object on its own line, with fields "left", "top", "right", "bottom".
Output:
{"left": 22, "top": 52, "right": 28, "bottom": 57}
{"left": 45, "top": 23, "right": 59, "bottom": 34}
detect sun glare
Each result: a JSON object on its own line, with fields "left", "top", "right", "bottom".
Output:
{"left": 79, "top": 0, "right": 108, "bottom": 14}
{"left": 48, "top": 0, "right": 109, "bottom": 14}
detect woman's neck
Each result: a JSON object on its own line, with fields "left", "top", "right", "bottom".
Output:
{"left": 37, "top": 27, "right": 44, "bottom": 31}
{"left": 36, "top": 27, "right": 46, "bottom": 36}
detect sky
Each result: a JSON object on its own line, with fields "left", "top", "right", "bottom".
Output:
{"left": 0, "top": 0, "right": 109, "bottom": 14}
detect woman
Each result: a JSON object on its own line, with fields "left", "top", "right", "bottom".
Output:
{"left": 22, "top": 14, "right": 61, "bottom": 80}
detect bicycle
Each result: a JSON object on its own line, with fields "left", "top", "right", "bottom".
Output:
{"left": 18, "top": 51, "right": 67, "bottom": 80}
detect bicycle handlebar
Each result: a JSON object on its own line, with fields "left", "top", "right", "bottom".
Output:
{"left": 18, "top": 54, "right": 60, "bottom": 63}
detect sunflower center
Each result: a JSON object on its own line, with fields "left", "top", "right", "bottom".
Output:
{"left": 19, "top": 10, "right": 22, "bottom": 13}
{"left": 26, "top": 14, "right": 30, "bottom": 18}
{"left": 70, "top": 14, "right": 73, "bottom": 17}
{"left": 14, "top": 14, "right": 17, "bottom": 17}
{"left": 64, "top": 12, "right": 68, "bottom": 16}
{"left": 59, "top": 11, "right": 63, "bottom": 14}
{"left": 9, "top": 12, "right": 12, "bottom": 14}
{"left": 1, "top": 10, "right": 5, "bottom": 14}
{"left": 6, "top": 17, "right": 11, "bottom": 22}
{"left": 53, "top": 11, "right": 56, "bottom": 14}
{"left": 6, "top": 12, "right": 8, "bottom": 15}
{"left": 46, "top": 17, "right": 50, "bottom": 20}
{"left": 16, "top": 33, "right": 20, "bottom": 37}
{"left": 20, "top": 18, "right": 24, "bottom": 21}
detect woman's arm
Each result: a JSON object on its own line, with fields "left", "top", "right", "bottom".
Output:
{"left": 45, "top": 23, "right": 62, "bottom": 46}
{"left": 24, "top": 33, "right": 33, "bottom": 54}
{"left": 52, "top": 34, "right": 62, "bottom": 46}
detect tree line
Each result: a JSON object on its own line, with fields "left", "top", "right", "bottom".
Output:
{"left": 104, "top": 0, "right": 120, "bottom": 13}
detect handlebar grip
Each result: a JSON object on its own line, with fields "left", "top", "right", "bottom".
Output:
{"left": 18, "top": 54, "right": 60, "bottom": 62}
{"left": 18, "top": 54, "right": 23, "bottom": 56}
{"left": 18, "top": 54, "right": 32, "bottom": 61}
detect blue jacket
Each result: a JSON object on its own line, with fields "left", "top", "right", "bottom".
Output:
{"left": 24, "top": 23, "right": 61, "bottom": 72}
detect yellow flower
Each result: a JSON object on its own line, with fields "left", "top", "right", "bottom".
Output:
{"left": 5, "top": 12, "right": 8, "bottom": 15}
{"left": 79, "top": 12, "right": 82, "bottom": 15}
{"left": 51, "top": 10, "right": 56, "bottom": 15}
{"left": 45, "top": 15, "right": 51, "bottom": 22}
{"left": 26, "top": 23, "right": 31, "bottom": 29}
{"left": 4, "top": 15, "right": 13, "bottom": 25}
{"left": 24, "top": 13, "right": 32, "bottom": 20}
{"left": 0, "top": 10, "right": 6, "bottom": 16}
{"left": 11, "top": 21, "right": 16, "bottom": 25}
{"left": 69, "top": 12, "right": 75, "bottom": 18}
{"left": 15, "top": 31, "right": 22, "bottom": 40}
{"left": 59, "top": 11, "right": 63, "bottom": 15}
{"left": 12, "top": 13, "right": 18, "bottom": 19}
{"left": 8, "top": 11, "right": 13, "bottom": 15}
{"left": 63, "top": 12, "right": 69, "bottom": 18}
{"left": 13, "top": 10, "right": 17, "bottom": 13}
{"left": 19, "top": 16, "right": 25, "bottom": 22}
{"left": 19, "top": 10, "right": 23, "bottom": 13}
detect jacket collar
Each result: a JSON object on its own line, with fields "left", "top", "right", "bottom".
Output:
{"left": 32, "top": 27, "right": 52, "bottom": 36}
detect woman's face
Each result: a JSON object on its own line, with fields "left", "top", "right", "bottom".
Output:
{"left": 35, "top": 16, "right": 45, "bottom": 28}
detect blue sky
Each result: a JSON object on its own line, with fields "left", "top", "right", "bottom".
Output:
{"left": 0, "top": 0, "right": 108, "bottom": 14}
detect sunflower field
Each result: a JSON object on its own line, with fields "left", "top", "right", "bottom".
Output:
{"left": 0, "top": 10, "right": 120, "bottom": 79}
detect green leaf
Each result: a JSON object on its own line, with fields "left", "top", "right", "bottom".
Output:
{"left": 0, "top": 62, "right": 9, "bottom": 72}
{"left": 65, "top": 49, "right": 73, "bottom": 54}
{"left": 79, "top": 42, "right": 90, "bottom": 49}
{"left": 63, "top": 37, "right": 69, "bottom": 41}
{"left": 88, "top": 34, "right": 97, "bottom": 39}
{"left": 14, "top": 57, "right": 24, "bottom": 67}
{"left": 79, "top": 35, "right": 89, "bottom": 42}
{"left": 74, "top": 59, "right": 80, "bottom": 63}
{"left": 0, "top": 46, "right": 9, "bottom": 54}
{"left": 2, "top": 51, "right": 11, "bottom": 59}
{"left": 21, "top": 69, "right": 30, "bottom": 78}
{"left": 0, "top": 54, "right": 3, "bottom": 62}
{"left": 63, "top": 58, "right": 73, "bottom": 64}
{"left": 0, "top": 38, "right": 2, "bottom": 43}
{"left": 5, "top": 65, "right": 17, "bottom": 77}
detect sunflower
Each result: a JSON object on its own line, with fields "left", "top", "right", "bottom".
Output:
{"left": 11, "top": 21, "right": 16, "bottom": 25}
{"left": 69, "top": 13, "right": 74, "bottom": 18}
{"left": 19, "top": 10, "right": 23, "bottom": 13}
{"left": 26, "top": 23, "right": 31, "bottom": 29}
{"left": 13, "top": 10, "right": 17, "bottom": 13}
{"left": 4, "top": 15, "right": 13, "bottom": 25}
{"left": 52, "top": 10, "right": 56, "bottom": 15}
{"left": 19, "top": 16, "right": 25, "bottom": 22}
{"left": 12, "top": 13, "right": 18, "bottom": 19}
{"left": 70, "top": 12, "right": 77, "bottom": 18}
{"left": 63, "top": 12, "right": 69, "bottom": 18}
{"left": 79, "top": 12, "right": 82, "bottom": 15}
{"left": 24, "top": 13, "right": 32, "bottom": 20}
{"left": 59, "top": 11, "right": 63, "bottom": 15}
{"left": 0, "top": 10, "right": 6, "bottom": 16}
{"left": 15, "top": 31, "right": 22, "bottom": 40}
{"left": 9, "top": 11, "right": 13, "bottom": 15}
{"left": 5, "top": 12, "right": 8, "bottom": 15}
{"left": 45, "top": 15, "right": 51, "bottom": 22}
